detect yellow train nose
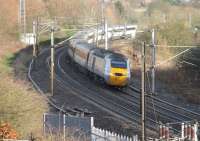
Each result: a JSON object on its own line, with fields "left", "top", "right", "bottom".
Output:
{"left": 108, "top": 68, "right": 128, "bottom": 86}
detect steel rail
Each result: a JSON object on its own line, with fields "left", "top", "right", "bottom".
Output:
{"left": 122, "top": 87, "right": 193, "bottom": 121}
{"left": 29, "top": 25, "right": 200, "bottom": 137}
{"left": 129, "top": 85, "right": 200, "bottom": 120}
{"left": 119, "top": 89, "right": 191, "bottom": 122}
{"left": 50, "top": 47, "right": 158, "bottom": 131}
{"left": 28, "top": 36, "right": 76, "bottom": 115}
{"left": 56, "top": 52, "right": 177, "bottom": 123}
{"left": 29, "top": 39, "right": 184, "bottom": 134}
{"left": 54, "top": 47, "right": 182, "bottom": 134}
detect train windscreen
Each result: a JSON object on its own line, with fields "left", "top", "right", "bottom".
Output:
{"left": 111, "top": 60, "right": 127, "bottom": 68}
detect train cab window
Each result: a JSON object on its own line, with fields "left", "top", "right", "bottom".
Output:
{"left": 111, "top": 60, "right": 127, "bottom": 68}
{"left": 126, "top": 27, "right": 136, "bottom": 30}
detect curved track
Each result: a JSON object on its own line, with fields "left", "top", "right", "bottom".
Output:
{"left": 54, "top": 48, "right": 153, "bottom": 128}
{"left": 29, "top": 41, "right": 200, "bottom": 135}
{"left": 126, "top": 86, "right": 200, "bottom": 122}
{"left": 55, "top": 46, "right": 200, "bottom": 128}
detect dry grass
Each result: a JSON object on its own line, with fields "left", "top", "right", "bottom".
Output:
{"left": 42, "top": 0, "right": 120, "bottom": 25}
{"left": 0, "top": 74, "right": 48, "bottom": 137}
{"left": 0, "top": 0, "right": 18, "bottom": 38}
{"left": 127, "top": 1, "right": 200, "bottom": 105}
{"left": 0, "top": 0, "right": 127, "bottom": 140}
{"left": 110, "top": 39, "right": 200, "bottom": 104}
{"left": 0, "top": 0, "right": 120, "bottom": 139}
{"left": 156, "top": 62, "right": 200, "bottom": 104}
{"left": 2, "top": 0, "right": 199, "bottom": 139}
{"left": 0, "top": 36, "right": 48, "bottom": 139}
{"left": 0, "top": 0, "right": 49, "bottom": 139}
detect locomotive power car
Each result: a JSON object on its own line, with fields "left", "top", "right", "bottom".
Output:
{"left": 67, "top": 37, "right": 131, "bottom": 87}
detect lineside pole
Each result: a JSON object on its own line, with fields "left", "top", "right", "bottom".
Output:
{"left": 96, "top": 25, "right": 99, "bottom": 47}
{"left": 33, "top": 21, "right": 36, "bottom": 59}
{"left": 151, "top": 29, "right": 156, "bottom": 95}
{"left": 105, "top": 20, "right": 108, "bottom": 50}
{"left": 36, "top": 17, "right": 39, "bottom": 57}
{"left": 51, "top": 25, "right": 55, "bottom": 96}
{"left": 141, "top": 42, "right": 146, "bottom": 141}
{"left": 19, "top": 0, "right": 26, "bottom": 35}
{"left": 96, "top": 17, "right": 99, "bottom": 47}
{"left": 101, "top": 0, "right": 105, "bottom": 25}
{"left": 43, "top": 113, "right": 46, "bottom": 136}
{"left": 63, "top": 114, "right": 66, "bottom": 141}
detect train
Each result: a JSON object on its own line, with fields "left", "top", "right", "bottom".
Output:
{"left": 67, "top": 25, "right": 137, "bottom": 87}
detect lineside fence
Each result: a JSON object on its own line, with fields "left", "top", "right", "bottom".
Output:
{"left": 43, "top": 113, "right": 139, "bottom": 141}
{"left": 158, "top": 121, "right": 199, "bottom": 141}
{"left": 92, "top": 127, "right": 138, "bottom": 141}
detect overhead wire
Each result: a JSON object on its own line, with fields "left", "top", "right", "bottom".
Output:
{"left": 153, "top": 48, "right": 192, "bottom": 69}
{"left": 181, "top": 60, "right": 200, "bottom": 68}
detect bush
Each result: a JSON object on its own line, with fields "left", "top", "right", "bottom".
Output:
{"left": 0, "top": 38, "right": 48, "bottom": 139}
{"left": 0, "top": 73, "right": 48, "bottom": 138}
{"left": 0, "top": 123, "right": 17, "bottom": 139}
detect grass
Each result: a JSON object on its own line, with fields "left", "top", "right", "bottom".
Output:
{"left": 0, "top": 0, "right": 100, "bottom": 140}
{"left": 0, "top": 0, "right": 199, "bottom": 139}
{"left": 0, "top": 29, "right": 75, "bottom": 139}
{"left": 121, "top": 38, "right": 200, "bottom": 105}
{"left": 131, "top": 3, "right": 200, "bottom": 105}
{"left": 0, "top": 53, "right": 15, "bottom": 73}
{"left": 0, "top": 74, "right": 48, "bottom": 137}
{"left": 0, "top": 37, "right": 48, "bottom": 139}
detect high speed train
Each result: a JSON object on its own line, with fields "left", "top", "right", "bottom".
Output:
{"left": 67, "top": 25, "right": 137, "bottom": 87}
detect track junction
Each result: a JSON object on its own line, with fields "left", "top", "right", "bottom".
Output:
{"left": 28, "top": 25, "right": 200, "bottom": 137}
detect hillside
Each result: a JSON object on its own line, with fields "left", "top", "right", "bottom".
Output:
{"left": 0, "top": 0, "right": 146, "bottom": 139}
{"left": 0, "top": 0, "right": 123, "bottom": 139}
{"left": 0, "top": 0, "right": 48, "bottom": 139}
{"left": 0, "top": 0, "right": 200, "bottom": 139}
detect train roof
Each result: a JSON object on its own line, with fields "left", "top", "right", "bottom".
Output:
{"left": 91, "top": 48, "right": 127, "bottom": 60}
{"left": 73, "top": 39, "right": 95, "bottom": 49}
{"left": 91, "top": 48, "right": 112, "bottom": 58}
{"left": 108, "top": 53, "right": 127, "bottom": 60}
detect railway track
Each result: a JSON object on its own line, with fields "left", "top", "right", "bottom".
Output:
{"left": 127, "top": 85, "right": 200, "bottom": 121}
{"left": 52, "top": 46, "right": 199, "bottom": 131}
{"left": 29, "top": 43, "right": 157, "bottom": 135}
{"left": 29, "top": 38, "right": 200, "bottom": 136}
{"left": 126, "top": 90, "right": 192, "bottom": 122}
{"left": 114, "top": 88, "right": 192, "bottom": 122}
{"left": 52, "top": 47, "right": 157, "bottom": 131}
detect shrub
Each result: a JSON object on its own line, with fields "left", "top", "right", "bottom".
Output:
{"left": 0, "top": 123, "right": 17, "bottom": 139}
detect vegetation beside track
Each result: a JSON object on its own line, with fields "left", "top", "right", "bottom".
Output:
{"left": 1, "top": 0, "right": 200, "bottom": 139}
{"left": 0, "top": 0, "right": 48, "bottom": 139}
{"left": 0, "top": 36, "right": 48, "bottom": 139}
